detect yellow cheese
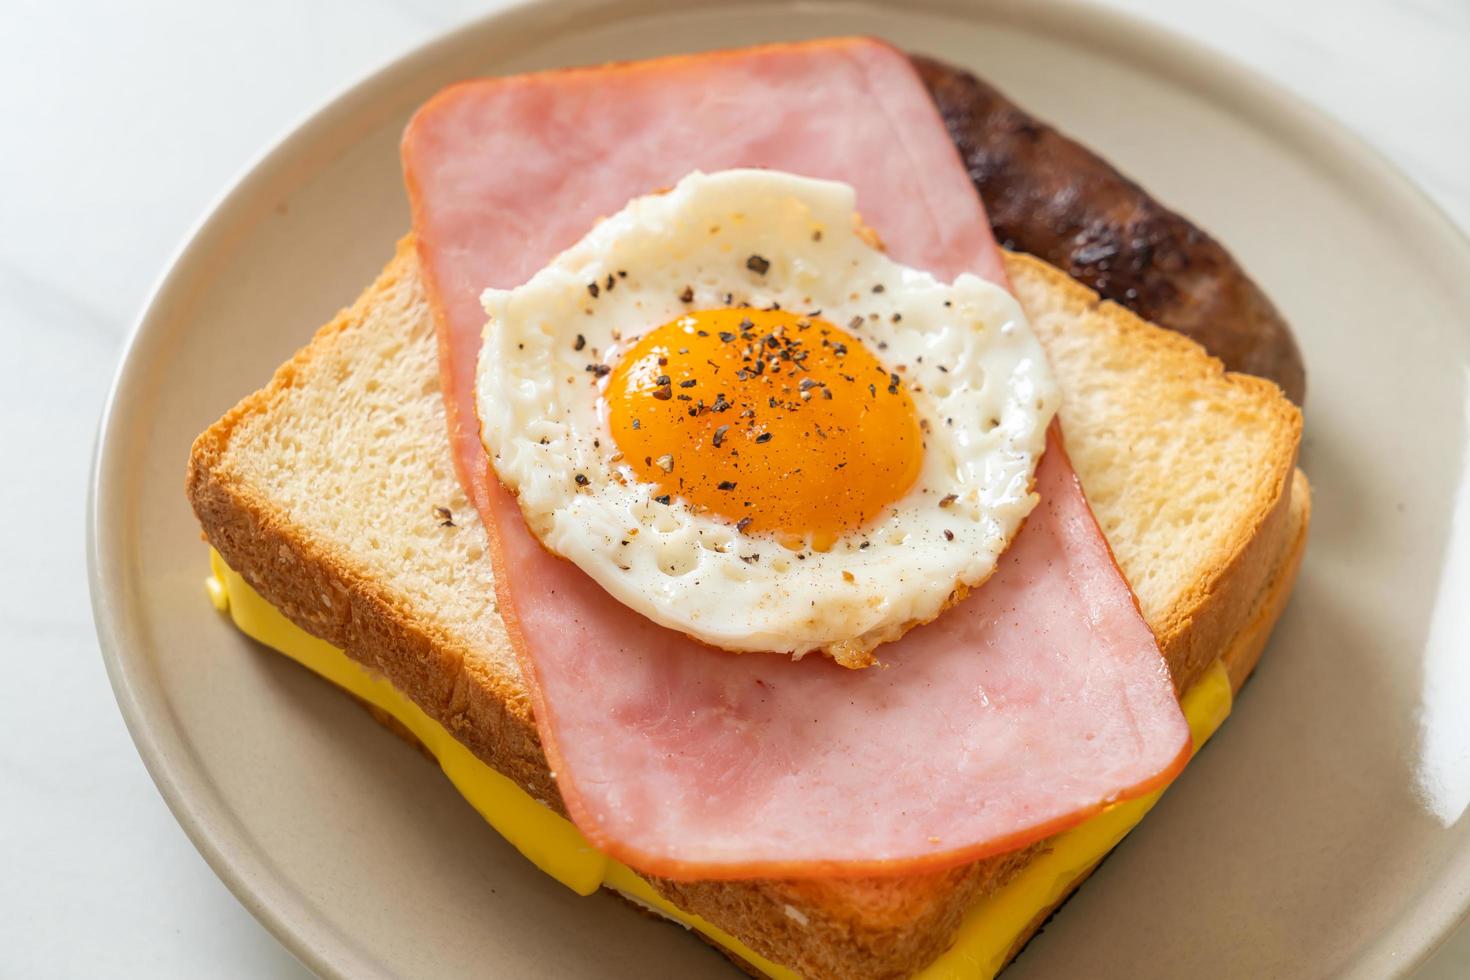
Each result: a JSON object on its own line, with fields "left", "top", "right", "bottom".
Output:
{"left": 208, "top": 551, "right": 1230, "bottom": 978}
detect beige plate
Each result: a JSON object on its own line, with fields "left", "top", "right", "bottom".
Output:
{"left": 89, "top": 0, "right": 1470, "bottom": 976}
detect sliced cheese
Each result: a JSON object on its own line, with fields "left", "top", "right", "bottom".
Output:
{"left": 208, "top": 550, "right": 1230, "bottom": 979}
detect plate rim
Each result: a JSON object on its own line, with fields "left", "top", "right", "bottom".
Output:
{"left": 88, "top": 0, "right": 1470, "bottom": 977}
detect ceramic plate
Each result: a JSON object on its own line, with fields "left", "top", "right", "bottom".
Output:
{"left": 89, "top": 0, "right": 1470, "bottom": 976}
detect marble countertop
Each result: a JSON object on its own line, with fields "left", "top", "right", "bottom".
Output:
{"left": 2, "top": 0, "right": 1466, "bottom": 975}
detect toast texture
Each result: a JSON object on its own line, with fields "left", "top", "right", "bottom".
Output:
{"left": 187, "top": 239, "right": 1305, "bottom": 979}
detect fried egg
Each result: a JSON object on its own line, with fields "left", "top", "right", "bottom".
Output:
{"left": 476, "top": 169, "right": 1057, "bottom": 666}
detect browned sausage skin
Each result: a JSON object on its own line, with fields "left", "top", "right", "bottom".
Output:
{"left": 914, "top": 54, "right": 1306, "bottom": 405}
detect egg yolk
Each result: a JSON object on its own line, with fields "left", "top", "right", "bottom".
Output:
{"left": 605, "top": 309, "right": 923, "bottom": 550}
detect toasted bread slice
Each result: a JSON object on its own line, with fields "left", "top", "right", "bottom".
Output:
{"left": 186, "top": 239, "right": 1306, "bottom": 979}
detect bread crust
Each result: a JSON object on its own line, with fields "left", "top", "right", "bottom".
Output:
{"left": 187, "top": 242, "right": 1308, "bottom": 980}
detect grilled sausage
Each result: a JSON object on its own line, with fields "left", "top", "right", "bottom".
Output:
{"left": 914, "top": 55, "right": 1305, "bottom": 404}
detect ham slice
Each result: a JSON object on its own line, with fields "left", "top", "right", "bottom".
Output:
{"left": 403, "top": 37, "right": 1190, "bottom": 879}
{"left": 405, "top": 38, "right": 1008, "bottom": 519}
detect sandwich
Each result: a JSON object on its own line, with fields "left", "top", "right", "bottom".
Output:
{"left": 187, "top": 38, "right": 1308, "bottom": 979}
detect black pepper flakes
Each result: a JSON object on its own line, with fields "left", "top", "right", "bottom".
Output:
{"left": 712, "top": 425, "right": 730, "bottom": 448}
{"left": 679, "top": 285, "right": 694, "bottom": 303}
{"left": 573, "top": 334, "right": 586, "bottom": 351}
{"left": 652, "top": 384, "right": 673, "bottom": 400}
{"left": 746, "top": 254, "right": 770, "bottom": 275}
{"left": 736, "top": 517, "right": 753, "bottom": 532}
{"left": 717, "top": 480, "right": 737, "bottom": 491}
{"left": 943, "top": 529, "right": 955, "bottom": 541}
{"left": 678, "top": 379, "right": 697, "bottom": 388}
{"left": 939, "top": 493, "right": 957, "bottom": 508}
{"left": 574, "top": 474, "right": 590, "bottom": 487}
{"left": 755, "top": 432, "right": 773, "bottom": 444}
{"left": 654, "top": 494, "right": 671, "bottom": 505}
{"left": 587, "top": 282, "right": 599, "bottom": 298}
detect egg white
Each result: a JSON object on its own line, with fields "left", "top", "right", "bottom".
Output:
{"left": 476, "top": 169, "right": 1057, "bottom": 662}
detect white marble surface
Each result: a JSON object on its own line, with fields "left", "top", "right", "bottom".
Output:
{"left": 1, "top": 0, "right": 1466, "bottom": 976}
